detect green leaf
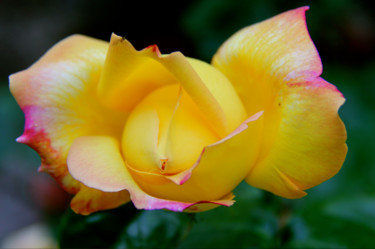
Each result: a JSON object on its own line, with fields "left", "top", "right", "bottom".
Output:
{"left": 178, "top": 183, "right": 281, "bottom": 248}
{"left": 114, "top": 210, "right": 193, "bottom": 249}
{"left": 288, "top": 196, "right": 375, "bottom": 249}
{"left": 57, "top": 203, "right": 141, "bottom": 248}
{"left": 324, "top": 196, "right": 375, "bottom": 232}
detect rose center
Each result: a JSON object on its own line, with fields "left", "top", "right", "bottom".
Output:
{"left": 121, "top": 84, "right": 220, "bottom": 175}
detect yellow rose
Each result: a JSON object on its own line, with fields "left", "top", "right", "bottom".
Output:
{"left": 9, "top": 7, "right": 347, "bottom": 215}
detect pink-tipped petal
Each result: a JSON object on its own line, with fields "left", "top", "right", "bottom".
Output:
{"left": 9, "top": 34, "right": 128, "bottom": 207}
{"left": 67, "top": 135, "right": 236, "bottom": 212}
{"left": 9, "top": 35, "right": 128, "bottom": 193}
{"left": 246, "top": 77, "right": 347, "bottom": 198}
{"left": 212, "top": 6, "right": 347, "bottom": 198}
{"left": 212, "top": 7, "right": 322, "bottom": 116}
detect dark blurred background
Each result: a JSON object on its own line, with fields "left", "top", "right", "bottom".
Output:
{"left": 1, "top": 0, "right": 374, "bottom": 248}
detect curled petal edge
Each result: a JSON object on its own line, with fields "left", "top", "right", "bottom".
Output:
{"left": 67, "top": 135, "right": 235, "bottom": 212}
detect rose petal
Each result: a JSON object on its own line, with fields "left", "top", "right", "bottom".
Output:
{"left": 67, "top": 136, "right": 132, "bottom": 191}
{"left": 134, "top": 192, "right": 235, "bottom": 213}
{"left": 246, "top": 77, "right": 347, "bottom": 198}
{"left": 212, "top": 6, "right": 346, "bottom": 197}
{"left": 97, "top": 35, "right": 178, "bottom": 111}
{"left": 9, "top": 35, "right": 126, "bottom": 193}
{"left": 212, "top": 6, "right": 321, "bottom": 116}
{"left": 71, "top": 184, "right": 130, "bottom": 215}
{"left": 67, "top": 135, "right": 235, "bottom": 212}
{"left": 187, "top": 58, "right": 247, "bottom": 133}
{"left": 171, "top": 193, "right": 236, "bottom": 213}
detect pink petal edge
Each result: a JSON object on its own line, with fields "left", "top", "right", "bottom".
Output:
{"left": 132, "top": 191, "right": 235, "bottom": 212}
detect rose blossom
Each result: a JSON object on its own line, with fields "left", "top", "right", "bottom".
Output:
{"left": 10, "top": 7, "right": 347, "bottom": 215}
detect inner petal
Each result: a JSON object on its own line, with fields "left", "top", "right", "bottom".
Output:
{"left": 97, "top": 35, "right": 178, "bottom": 111}
{"left": 122, "top": 84, "right": 219, "bottom": 175}
{"left": 187, "top": 58, "right": 247, "bottom": 133}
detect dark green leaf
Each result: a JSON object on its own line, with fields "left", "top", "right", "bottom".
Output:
{"left": 114, "top": 210, "right": 193, "bottom": 249}
{"left": 288, "top": 196, "right": 375, "bottom": 249}
{"left": 178, "top": 183, "right": 281, "bottom": 248}
{"left": 57, "top": 203, "right": 141, "bottom": 248}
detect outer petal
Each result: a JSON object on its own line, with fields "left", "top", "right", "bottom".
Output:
{"left": 246, "top": 77, "right": 347, "bottom": 198}
{"left": 212, "top": 7, "right": 347, "bottom": 198}
{"left": 71, "top": 185, "right": 130, "bottom": 215}
{"left": 9, "top": 35, "right": 126, "bottom": 194}
{"left": 212, "top": 6, "right": 321, "bottom": 115}
{"left": 67, "top": 136, "right": 235, "bottom": 212}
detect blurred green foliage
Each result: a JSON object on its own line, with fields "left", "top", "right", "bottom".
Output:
{"left": 57, "top": 183, "right": 375, "bottom": 248}
{"left": 1, "top": 0, "right": 374, "bottom": 248}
